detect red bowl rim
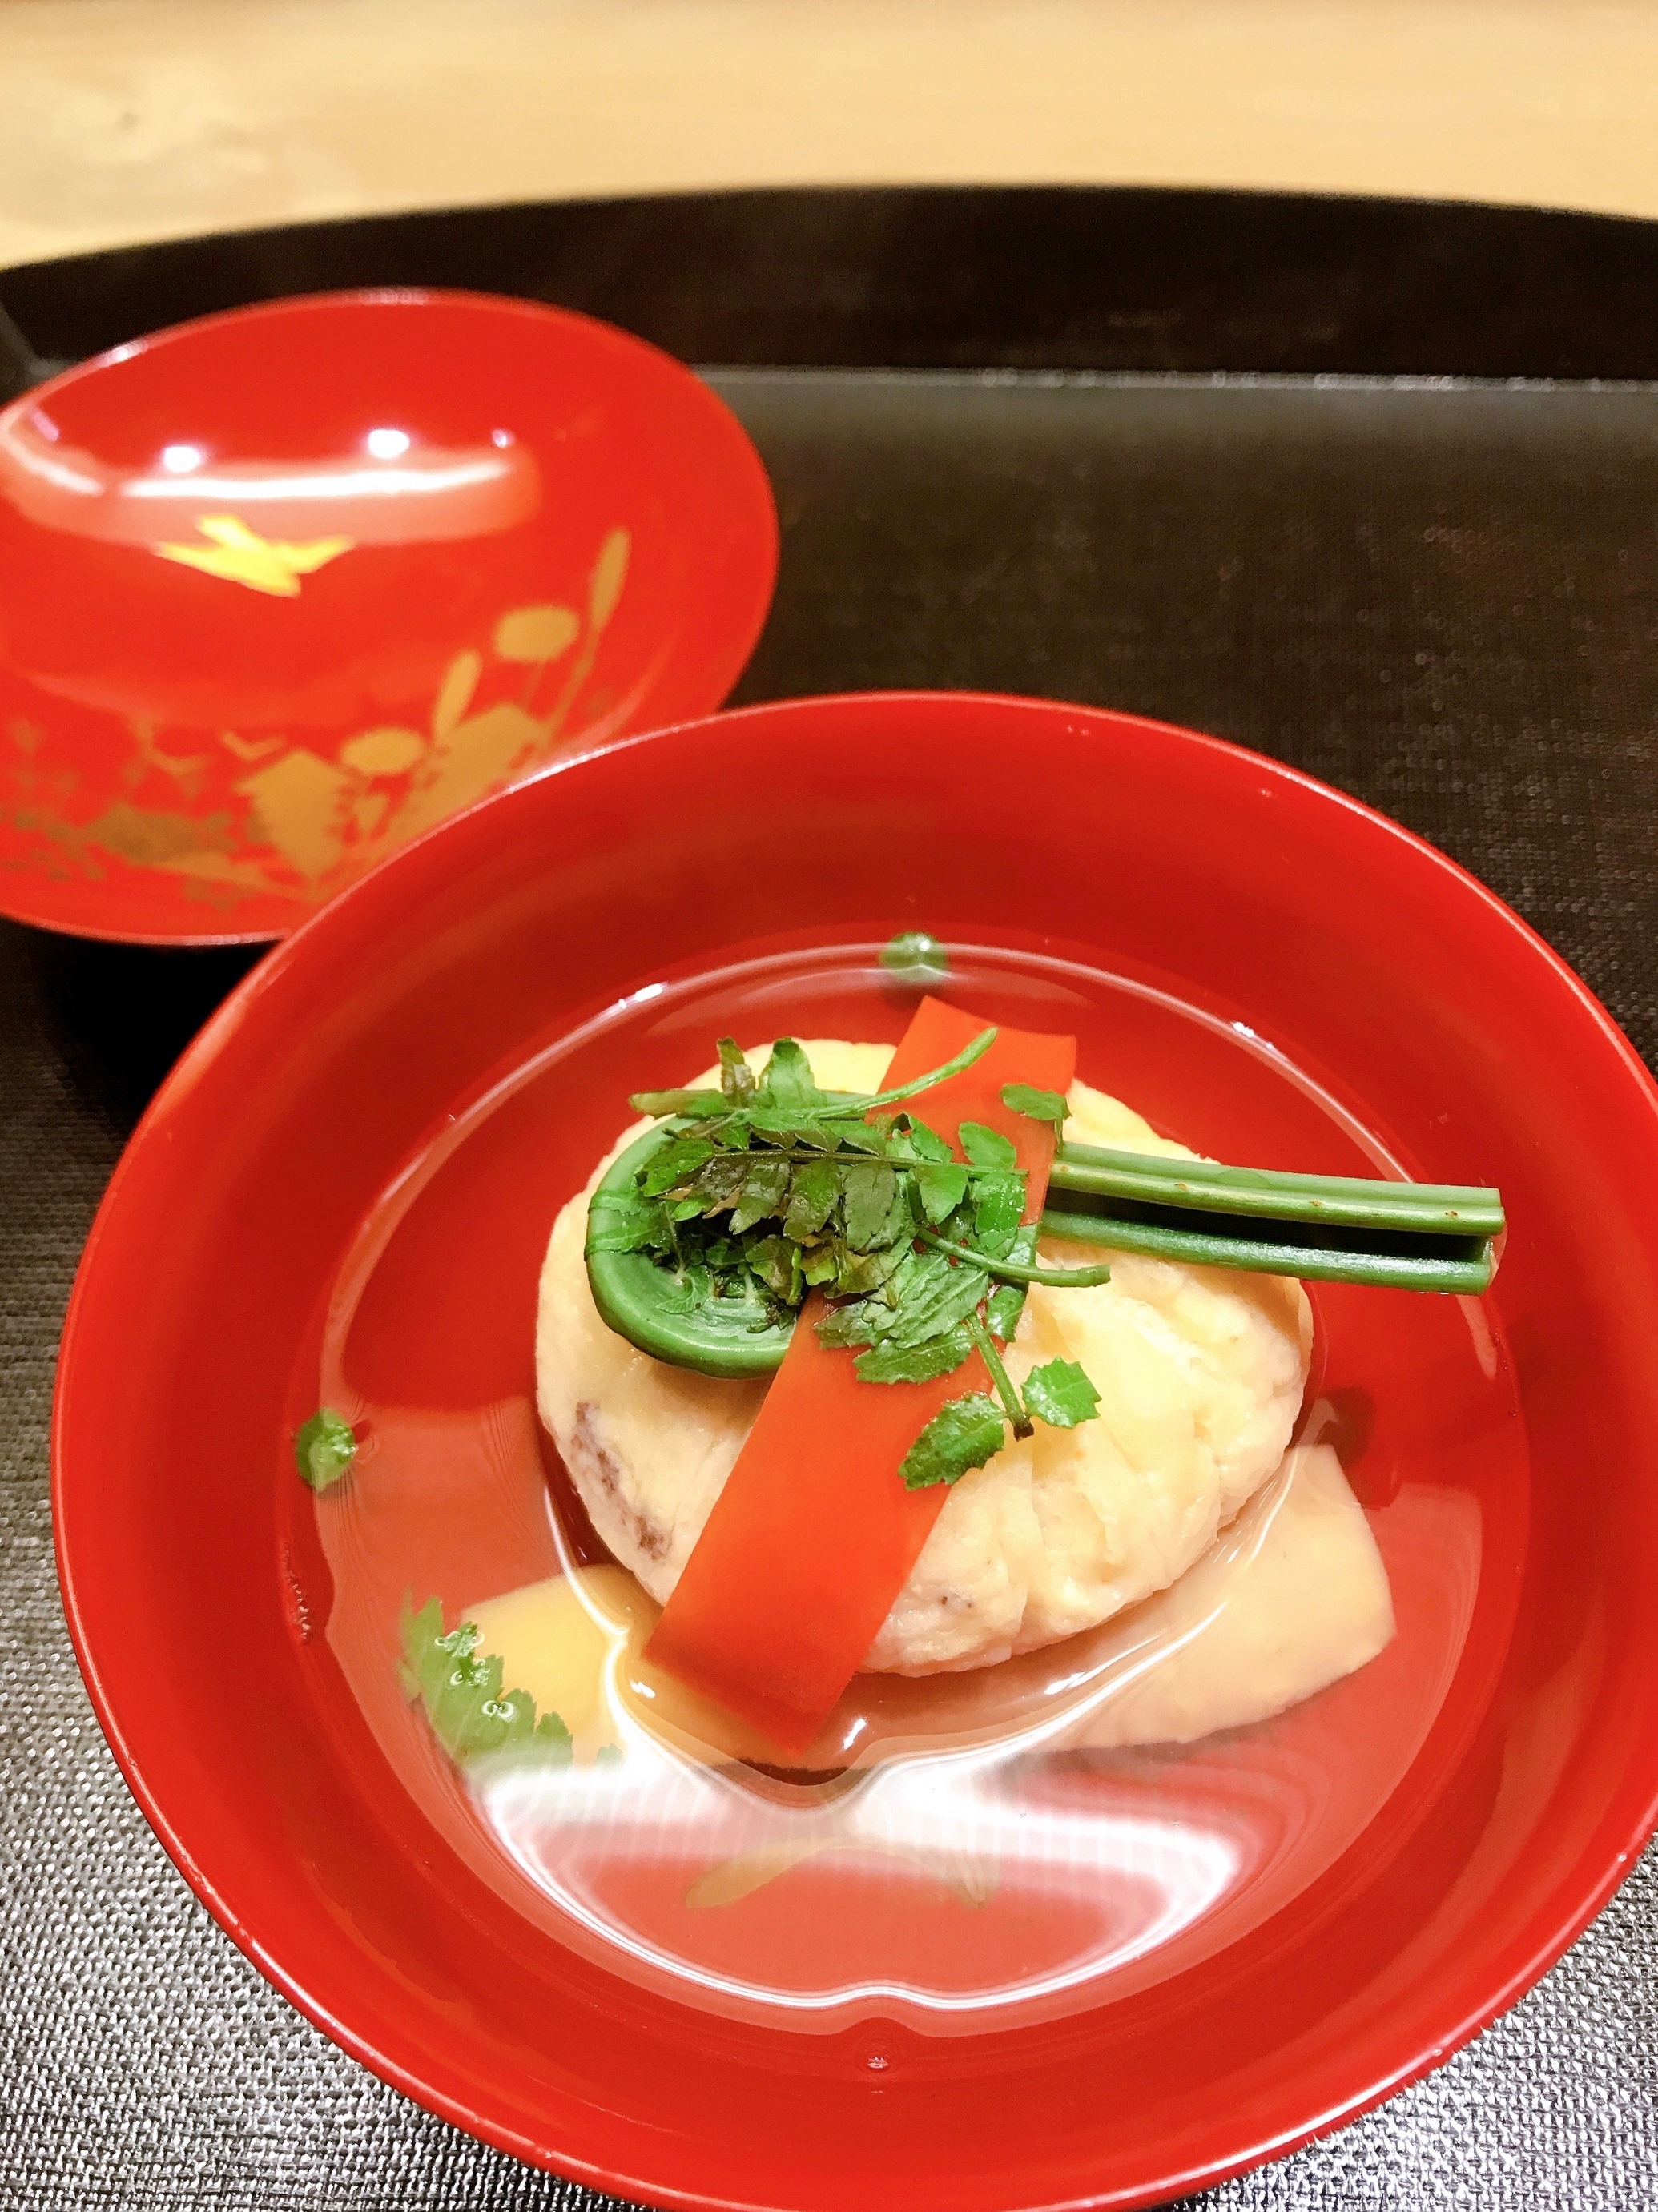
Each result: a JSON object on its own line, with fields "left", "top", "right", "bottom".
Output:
{"left": 50, "top": 690, "right": 1658, "bottom": 2210}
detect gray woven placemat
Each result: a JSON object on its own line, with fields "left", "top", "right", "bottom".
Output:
{"left": 6, "top": 370, "right": 1658, "bottom": 2208}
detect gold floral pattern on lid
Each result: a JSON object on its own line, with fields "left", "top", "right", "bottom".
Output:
{"left": 0, "top": 525, "right": 632, "bottom": 912}
{"left": 153, "top": 513, "right": 356, "bottom": 597}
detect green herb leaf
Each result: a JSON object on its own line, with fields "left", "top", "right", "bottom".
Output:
{"left": 784, "top": 1158, "right": 840, "bottom": 1240}
{"left": 745, "top": 1233, "right": 803, "bottom": 1305}
{"left": 959, "top": 1121, "right": 1018, "bottom": 1168}
{"left": 914, "top": 1158, "right": 971, "bottom": 1223}
{"left": 628, "top": 1086, "right": 727, "bottom": 1118}
{"left": 984, "top": 1226, "right": 1039, "bottom": 1339}
{"left": 1023, "top": 1357, "right": 1102, "bottom": 1429}
{"left": 842, "top": 1161, "right": 901, "bottom": 1249}
{"left": 883, "top": 1249, "right": 989, "bottom": 1345}
{"left": 586, "top": 1185, "right": 676, "bottom": 1256}
{"left": 898, "top": 1115, "right": 956, "bottom": 1164}
{"left": 756, "top": 1037, "right": 824, "bottom": 1110}
{"left": 829, "top": 1122, "right": 890, "bottom": 1156}
{"left": 972, "top": 1172, "right": 1026, "bottom": 1257}
{"left": 1001, "top": 1081, "right": 1068, "bottom": 1127}
{"left": 400, "top": 1595, "right": 573, "bottom": 1768}
{"left": 670, "top": 1152, "right": 747, "bottom": 1217}
{"left": 855, "top": 1326, "right": 973, "bottom": 1384}
{"left": 730, "top": 1156, "right": 792, "bottom": 1232}
{"left": 295, "top": 1408, "right": 356, "bottom": 1491}
{"left": 642, "top": 1135, "right": 718, "bottom": 1197}
{"left": 898, "top": 1394, "right": 1008, "bottom": 1488}
{"left": 717, "top": 1036, "right": 756, "bottom": 1106}
{"left": 832, "top": 1243, "right": 908, "bottom": 1299}
{"left": 609, "top": 1032, "right": 1092, "bottom": 1378}
{"left": 815, "top": 1299, "right": 882, "bottom": 1349}
{"left": 740, "top": 1109, "right": 831, "bottom": 1152}
{"left": 879, "top": 929, "right": 952, "bottom": 986}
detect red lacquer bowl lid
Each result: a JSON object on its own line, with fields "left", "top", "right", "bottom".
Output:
{"left": 53, "top": 694, "right": 1658, "bottom": 2208}
{"left": 0, "top": 288, "right": 776, "bottom": 943}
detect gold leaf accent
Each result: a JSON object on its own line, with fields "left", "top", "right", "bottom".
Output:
{"left": 587, "top": 529, "right": 631, "bottom": 633}
{"left": 155, "top": 514, "right": 354, "bottom": 598}
{"left": 235, "top": 748, "right": 351, "bottom": 882}
{"left": 384, "top": 701, "right": 544, "bottom": 844}
{"left": 7, "top": 791, "right": 280, "bottom": 899}
{"left": 182, "top": 877, "right": 250, "bottom": 911}
{"left": 431, "top": 650, "right": 483, "bottom": 742}
{"left": 130, "top": 718, "right": 213, "bottom": 794}
{"left": 9, "top": 809, "right": 99, "bottom": 878}
{"left": 70, "top": 800, "right": 233, "bottom": 867}
{"left": 531, "top": 525, "right": 634, "bottom": 744}
{"left": 11, "top": 517, "right": 638, "bottom": 902}
{"left": 340, "top": 726, "right": 426, "bottom": 778}
{"left": 219, "top": 730, "right": 285, "bottom": 763}
{"left": 493, "top": 605, "right": 580, "bottom": 665}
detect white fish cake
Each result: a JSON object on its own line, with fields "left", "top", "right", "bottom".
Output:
{"left": 535, "top": 1040, "right": 1313, "bottom": 1676}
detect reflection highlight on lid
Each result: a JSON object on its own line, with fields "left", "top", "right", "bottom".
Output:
{"left": 0, "top": 406, "right": 541, "bottom": 547}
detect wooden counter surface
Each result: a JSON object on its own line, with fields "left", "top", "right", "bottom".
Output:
{"left": 2, "top": 0, "right": 1656, "bottom": 270}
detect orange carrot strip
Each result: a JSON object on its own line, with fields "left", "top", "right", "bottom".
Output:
{"left": 644, "top": 996, "right": 1076, "bottom": 1756}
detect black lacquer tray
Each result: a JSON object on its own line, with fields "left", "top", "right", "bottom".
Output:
{"left": 2, "top": 187, "right": 1656, "bottom": 2211}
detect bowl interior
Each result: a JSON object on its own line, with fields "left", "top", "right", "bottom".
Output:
{"left": 54, "top": 693, "right": 1658, "bottom": 2211}
{"left": 0, "top": 291, "right": 777, "bottom": 943}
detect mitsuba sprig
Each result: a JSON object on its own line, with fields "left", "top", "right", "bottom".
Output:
{"left": 400, "top": 1597, "right": 577, "bottom": 1767}
{"left": 589, "top": 1028, "right": 1105, "bottom": 1487}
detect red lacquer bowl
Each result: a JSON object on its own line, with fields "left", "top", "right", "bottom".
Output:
{"left": 54, "top": 694, "right": 1658, "bottom": 2210}
{"left": 0, "top": 288, "right": 776, "bottom": 944}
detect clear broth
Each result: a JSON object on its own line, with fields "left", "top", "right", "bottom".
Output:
{"left": 280, "top": 944, "right": 1527, "bottom": 2033}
